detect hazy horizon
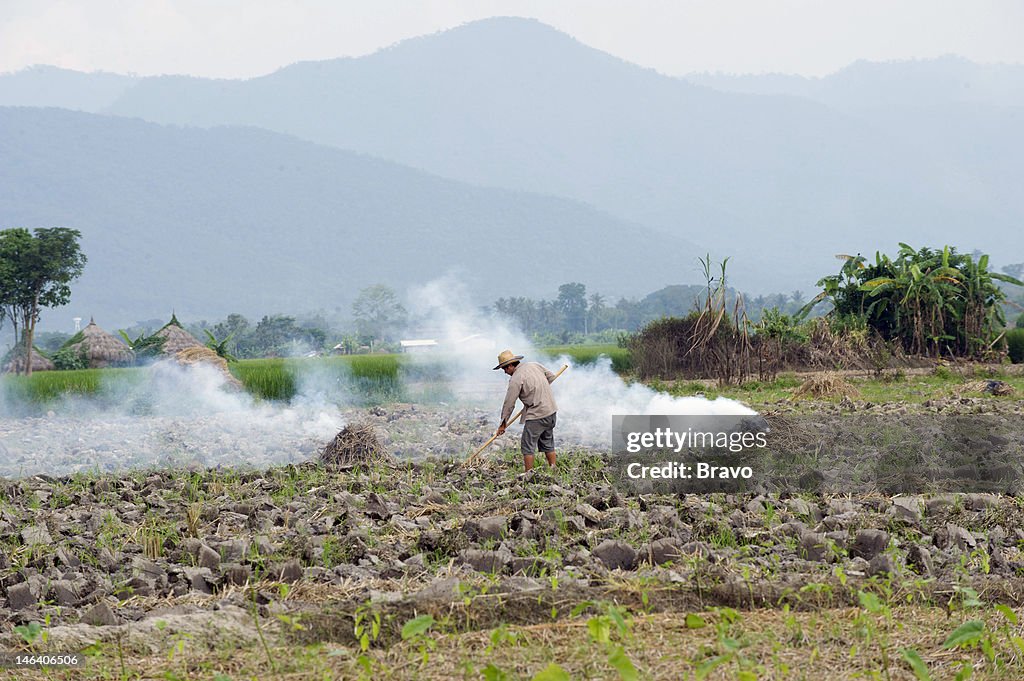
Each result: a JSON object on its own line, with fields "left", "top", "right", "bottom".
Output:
{"left": 2, "top": 9, "right": 1021, "bottom": 332}
{"left": 5, "top": 50, "right": 1021, "bottom": 82}
{"left": 2, "top": 1, "right": 1022, "bottom": 79}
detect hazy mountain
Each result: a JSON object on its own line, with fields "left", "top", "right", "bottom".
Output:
{"left": 0, "top": 65, "right": 137, "bottom": 111}
{"left": 0, "top": 107, "right": 698, "bottom": 330}
{"left": 4, "top": 20, "right": 1021, "bottom": 290}
{"left": 88, "top": 18, "right": 1022, "bottom": 287}
{"left": 687, "top": 55, "right": 1024, "bottom": 224}
{"left": 686, "top": 56, "right": 1024, "bottom": 110}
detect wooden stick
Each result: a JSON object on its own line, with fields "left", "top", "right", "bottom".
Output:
{"left": 463, "top": 364, "right": 568, "bottom": 466}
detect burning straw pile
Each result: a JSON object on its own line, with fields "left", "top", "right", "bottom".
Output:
{"left": 320, "top": 422, "right": 392, "bottom": 467}
{"left": 172, "top": 347, "right": 244, "bottom": 390}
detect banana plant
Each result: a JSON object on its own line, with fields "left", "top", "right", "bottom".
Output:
{"left": 204, "top": 330, "right": 238, "bottom": 362}
{"left": 118, "top": 330, "right": 166, "bottom": 360}
{"left": 803, "top": 243, "right": 1023, "bottom": 357}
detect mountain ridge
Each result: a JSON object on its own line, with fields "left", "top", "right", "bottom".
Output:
{"left": 0, "top": 106, "right": 700, "bottom": 329}
{"left": 2, "top": 18, "right": 1021, "bottom": 291}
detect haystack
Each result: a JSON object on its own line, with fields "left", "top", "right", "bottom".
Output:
{"left": 320, "top": 422, "right": 392, "bottom": 467}
{"left": 154, "top": 314, "right": 203, "bottom": 356}
{"left": 173, "top": 346, "right": 243, "bottom": 389}
{"left": 955, "top": 380, "right": 1016, "bottom": 397}
{"left": 790, "top": 373, "right": 860, "bottom": 400}
{"left": 64, "top": 318, "right": 134, "bottom": 368}
{"left": 3, "top": 347, "right": 55, "bottom": 373}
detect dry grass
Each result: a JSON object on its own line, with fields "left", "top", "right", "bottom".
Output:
{"left": 13, "top": 606, "right": 1024, "bottom": 680}
{"left": 790, "top": 372, "right": 861, "bottom": 400}
{"left": 319, "top": 422, "right": 392, "bottom": 467}
{"left": 175, "top": 346, "right": 227, "bottom": 368}
{"left": 173, "top": 346, "right": 244, "bottom": 389}
{"left": 955, "top": 379, "right": 1016, "bottom": 397}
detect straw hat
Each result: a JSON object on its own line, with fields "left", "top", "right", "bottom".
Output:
{"left": 493, "top": 349, "right": 524, "bottom": 370}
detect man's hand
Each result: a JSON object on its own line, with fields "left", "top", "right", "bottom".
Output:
{"left": 496, "top": 422, "right": 507, "bottom": 436}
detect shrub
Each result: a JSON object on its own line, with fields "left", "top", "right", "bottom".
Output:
{"left": 754, "top": 308, "right": 808, "bottom": 343}
{"left": 803, "top": 245, "right": 1022, "bottom": 357}
{"left": 629, "top": 313, "right": 746, "bottom": 381}
{"left": 51, "top": 346, "right": 88, "bottom": 371}
{"left": 628, "top": 316, "right": 697, "bottom": 379}
{"left": 1007, "top": 328, "right": 1024, "bottom": 363}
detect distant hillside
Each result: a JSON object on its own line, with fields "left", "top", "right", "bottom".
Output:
{"left": 89, "top": 18, "right": 1022, "bottom": 286}
{"left": 686, "top": 55, "right": 1024, "bottom": 231}
{"left": 3, "top": 21, "right": 1022, "bottom": 288}
{"left": 0, "top": 107, "right": 698, "bottom": 329}
{"left": 685, "top": 56, "right": 1024, "bottom": 109}
{"left": 0, "top": 65, "right": 136, "bottom": 111}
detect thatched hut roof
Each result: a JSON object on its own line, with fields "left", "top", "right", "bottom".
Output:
{"left": 65, "top": 318, "right": 135, "bottom": 368}
{"left": 154, "top": 314, "right": 203, "bottom": 356}
{"left": 3, "top": 347, "right": 55, "bottom": 373}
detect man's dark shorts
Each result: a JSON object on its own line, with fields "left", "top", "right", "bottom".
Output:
{"left": 521, "top": 413, "right": 556, "bottom": 456}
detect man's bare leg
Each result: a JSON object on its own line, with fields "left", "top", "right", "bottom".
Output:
{"left": 523, "top": 454, "right": 535, "bottom": 472}
{"left": 545, "top": 451, "right": 556, "bottom": 467}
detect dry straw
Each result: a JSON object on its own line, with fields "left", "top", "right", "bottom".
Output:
{"left": 320, "top": 422, "right": 392, "bottom": 467}
{"left": 790, "top": 372, "right": 860, "bottom": 400}
{"left": 173, "top": 346, "right": 243, "bottom": 389}
{"left": 955, "top": 379, "right": 1015, "bottom": 397}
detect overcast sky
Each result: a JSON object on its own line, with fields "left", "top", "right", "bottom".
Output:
{"left": 2, "top": 0, "right": 1023, "bottom": 78}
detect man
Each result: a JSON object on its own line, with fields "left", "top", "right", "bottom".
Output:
{"left": 494, "top": 349, "right": 558, "bottom": 471}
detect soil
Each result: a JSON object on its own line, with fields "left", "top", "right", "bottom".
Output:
{"left": 2, "top": 394, "right": 1024, "bottom": 678}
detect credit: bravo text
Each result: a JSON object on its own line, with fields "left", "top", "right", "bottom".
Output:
{"left": 625, "top": 462, "right": 753, "bottom": 480}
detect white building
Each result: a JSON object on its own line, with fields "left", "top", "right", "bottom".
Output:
{"left": 399, "top": 339, "right": 438, "bottom": 353}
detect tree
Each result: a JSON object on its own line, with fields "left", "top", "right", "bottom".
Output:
{"left": 587, "top": 292, "right": 606, "bottom": 333}
{"left": 494, "top": 296, "right": 539, "bottom": 334}
{"left": 0, "top": 228, "right": 86, "bottom": 375}
{"left": 352, "top": 285, "right": 407, "bottom": 346}
{"left": 235, "top": 314, "right": 324, "bottom": 357}
{"left": 1002, "top": 263, "right": 1024, "bottom": 281}
{"left": 556, "top": 282, "right": 587, "bottom": 334}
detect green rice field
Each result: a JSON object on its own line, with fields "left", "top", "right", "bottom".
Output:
{"left": 541, "top": 343, "right": 632, "bottom": 373}
{"left": 0, "top": 345, "right": 630, "bottom": 406}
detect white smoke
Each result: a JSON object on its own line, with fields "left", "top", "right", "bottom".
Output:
{"left": 0, "top": 358, "right": 341, "bottom": 478}
{"left": 404, "top": 276, "right": 756, "bottom": 448}
{"left": 0, "top": 275, "right": 758, "bottom": 477}
{"left": 405, "top": 275, "right": 528, "bottom": 402}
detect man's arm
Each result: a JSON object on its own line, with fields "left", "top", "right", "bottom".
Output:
{"left": 543, "top": 365, "right": 556, "bottom": 383}
{"left": 499, "top": 378, "right": 519, "bottom": 427}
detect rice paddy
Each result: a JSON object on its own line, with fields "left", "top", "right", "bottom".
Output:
{"left": 0, "top": 367, "right": 143, "bottom": 406}
{"left": 0, "top": 345, "right": 632, "bottom": 407}
{"left": 542, "top": 343, "right": 632, "bottom": 373}
{"left": 6, "top": 343, "right": 1018, "bottom": 411}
